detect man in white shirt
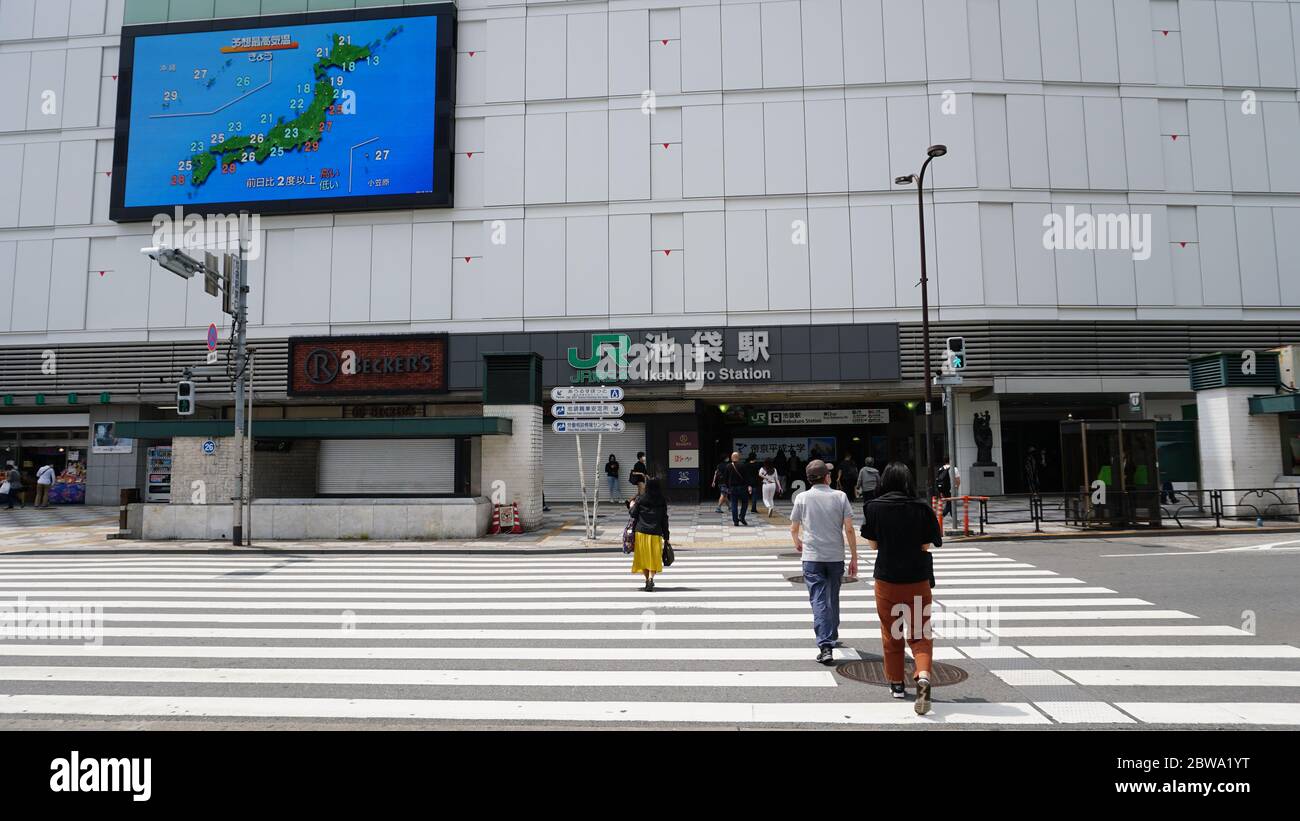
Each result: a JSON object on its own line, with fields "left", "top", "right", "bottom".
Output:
{"left": 789, "top": 460, "right": 859, "bottom": 665}
{"left": 936, "top": 455, "right": 961, "bottom": 517}
{"left": 35, "top": 463, "right": 55, "bottom": 508}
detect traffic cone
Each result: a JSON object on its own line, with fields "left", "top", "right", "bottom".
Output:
{"left": 489, "top": 504, "right": 501, "bottom": 535}
{"left": 509, "top": 501, "right": 523, "bottom": 533}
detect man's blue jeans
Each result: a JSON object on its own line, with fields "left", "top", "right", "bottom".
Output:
{"left": 802, "top": 561, "right": 844, "bottom": 648}
{"left": 728, "top": 485, "right": 748, "bottom": 523}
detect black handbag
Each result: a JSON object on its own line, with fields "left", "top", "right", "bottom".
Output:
{"left": 662, "top": 540, "right": 675, "bottom": 567}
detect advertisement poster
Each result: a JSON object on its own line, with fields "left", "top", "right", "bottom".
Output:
{"left": 92, "top": 422, "right": 135, "bottom": 455}
{"left": 733, "top": 436, "right": 837, "bottom": 463}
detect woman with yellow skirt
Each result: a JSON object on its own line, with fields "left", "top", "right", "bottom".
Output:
{"left": 628, "top": 476, "right": 670, "bottom": 592}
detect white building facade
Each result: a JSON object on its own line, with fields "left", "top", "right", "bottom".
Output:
{"left": 2, "top": 0, "right": 1300, "bottom": 508}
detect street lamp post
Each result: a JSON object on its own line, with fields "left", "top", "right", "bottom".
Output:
{"left": 895, "top": 144, "right": 947, "bottom": 501}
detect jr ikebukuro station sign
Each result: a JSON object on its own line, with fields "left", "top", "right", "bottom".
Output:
{"left": 566, "top": 331, "right": 773, "bottom": 387}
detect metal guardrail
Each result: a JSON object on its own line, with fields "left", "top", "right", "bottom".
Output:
{"left": 927, "top": 487, "right": 1300, "bottom": 534}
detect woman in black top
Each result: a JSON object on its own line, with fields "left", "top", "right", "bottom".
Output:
{"left": 604, "top": 454, "right": 622, "bottom": 502}
{"left": 628, "top": 477, "right": 670, "bottom": 592}
{"left": 862, "top": 462, "right": 943, "bottom": 715}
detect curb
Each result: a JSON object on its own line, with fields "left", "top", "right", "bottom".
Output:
{"left": 946, "top": 525, "right": 1300, "bottom": 543}
{"left": 5, "top": 524, "right": 1298, "bottom": 555}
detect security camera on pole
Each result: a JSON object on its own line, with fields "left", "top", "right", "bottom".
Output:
{"left": 142, "top": 211, "right": 252, "bottom": 546}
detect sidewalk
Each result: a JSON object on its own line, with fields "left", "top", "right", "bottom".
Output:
{"left": 2, "top": 500, "right": 1298, "bottom": 553}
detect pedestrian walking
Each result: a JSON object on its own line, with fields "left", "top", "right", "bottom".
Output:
{"left": 4, "top": 461, "right": 23, "bottom": 510}
{"left": 855, "top": 457, "right": 881, "bottom": 501}
{"left": 935, "top": 454, "right": 960, "bottom": 517}
{"left": 773, "top": 448, "right": 789, "bottom": 494}
{"left": 629, "top": 452, "right": 648, "bottom": 498}
{"left": 759, "top": 458, "right": 782, "bottom": 517}
{"left": 745, "top": 452, "right": 762, "bottom": 514}
{"left": 628, "top": 477, "right": 671, "bottom": 592}
{"left": 35, "top": 462, "right": 55, "bottom": 508}
{"left": 862, "top": 461, "right": 942, "bottom": 714}
{"left": 787, "top": 456, "right": 805, "bottom": 497}
{"left": 838, "top": 455, "right": 859, "bottom": 502}
{"left": 712, "top": 458, "right": 730, "bottom": 513}
{"left": 1024, "top": 446, "right": 1040, "bottom": 496}
{"left": 789, "top": 459, "right": 858, "bottom": 665}
{"left": 725, "top": 451, "right": 749, "bottom": 526}
{"left": 604, "top": 454, "right": 622, "bottom": 502}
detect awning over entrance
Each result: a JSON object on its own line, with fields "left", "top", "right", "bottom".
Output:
{"left": 112, "top": 417, "right": 513, "bottom": 439}
{"left": 1248, "top": 394, "right": 1300, "bottom": 415}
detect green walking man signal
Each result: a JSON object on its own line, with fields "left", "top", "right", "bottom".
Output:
{"left": 946, "top": 336, "right": 966, "bottom": 370}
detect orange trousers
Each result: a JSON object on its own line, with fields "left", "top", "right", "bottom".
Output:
{"left": 873, "top": 579, "right": 934, "bottom": 683}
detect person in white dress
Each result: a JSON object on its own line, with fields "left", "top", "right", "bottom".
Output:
{"left": 759, "top": 458, "right": 783, "bottom": 517}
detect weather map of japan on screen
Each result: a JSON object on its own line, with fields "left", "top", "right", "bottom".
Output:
{"left": 110, "top": 6, "right": 455, "bottom": 221}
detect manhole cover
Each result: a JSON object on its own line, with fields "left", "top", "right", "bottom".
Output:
{"left": 785, "top": 574, "right": 860, "bottom": 584}
{"left": 835, "top": 659, "right": 968, "bottom": 687}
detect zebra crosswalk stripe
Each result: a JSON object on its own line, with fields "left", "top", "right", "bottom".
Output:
{"left": 0, "top": 548, "right": 1295, "bottom": 726}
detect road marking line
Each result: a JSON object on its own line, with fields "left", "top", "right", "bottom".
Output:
{"left": 0, "top": 578, "right": 1084, "bottom": 590}
{"left": 0, "top": 597, "right": 1154, "bottom": 611}
{"left": 1032, "top": 701, "right": 1135, "bottom": 724}
{"left": 1060, "top": 670, "right": 1300, "bottom": 687}
{"left": 1014, "top": 644, "right": 1300, "bottom": 659}
{"left": 1115, "top": 702, "right": 1300, "bottom": 725}
{"left": 0, "top": 645, "right": 865, "bottom": 661}
{"left": 0, "top": 694, "right": 1052, "bottom": 725}
{"left": 0, "top": 666, "right": 839, "bottom": 688}
{"left": 0, "top": 586, "right": 1119, "bottom": 599}
{"left": 990, "top": 625, "right": 1249, "bottom": 638}
{"left": 31, "top": 609, "right": 1188, "bottom": 625}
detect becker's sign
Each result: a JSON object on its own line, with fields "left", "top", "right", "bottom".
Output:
{"left": 288, "top": 334, "right": 448, "bottom": 397}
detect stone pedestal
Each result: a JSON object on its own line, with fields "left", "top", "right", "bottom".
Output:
{"left": 967, "top": 464, "right": 1002, "bottom": 497}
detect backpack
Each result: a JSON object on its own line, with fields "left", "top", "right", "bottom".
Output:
{"left": 935, "top": 465, "right": 952, "bottom": 496}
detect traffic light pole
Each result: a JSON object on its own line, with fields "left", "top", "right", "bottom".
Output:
{"left": 231, "top": 213, "right": 249, "bottom": 547}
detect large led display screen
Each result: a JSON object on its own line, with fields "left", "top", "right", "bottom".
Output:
{"left": 109, "top": 4, "right": 455, "bottom": 222}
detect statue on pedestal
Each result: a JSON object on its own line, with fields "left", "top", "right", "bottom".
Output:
{"left": 973, "top": 410, "right": 995, "bottom": 466}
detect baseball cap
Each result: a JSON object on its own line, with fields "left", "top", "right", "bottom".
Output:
{"left": 805, "top": 460, "right": 831, "bottom": 481}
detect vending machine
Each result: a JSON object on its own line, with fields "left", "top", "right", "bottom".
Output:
{"left": 146, "top": 445, "right": 172, "bottom": 502}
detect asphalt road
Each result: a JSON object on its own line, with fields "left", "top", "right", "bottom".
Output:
{"left": 0, "top": 530, "right": 1295, "bottom": 730}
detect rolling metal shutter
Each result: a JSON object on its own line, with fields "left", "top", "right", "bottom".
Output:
{"left": 543, "top": 423, "right": 647, "bottom": 502}
{"left": 317, "top": 439, "right": 455, "bottom": 495}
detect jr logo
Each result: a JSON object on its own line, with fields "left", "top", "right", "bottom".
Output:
{"left": 567, "top": 333, "right": 630, "bottom": 381}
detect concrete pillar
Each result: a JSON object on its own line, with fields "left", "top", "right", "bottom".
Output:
{"left": 169, "top": 435, "right": 236, "bottom": 504}
{"left": 480, "top": 404, "right": 544, "bottom": 529}
{"left": 1196, "top": 387, "right": 1282, "bottom": 490}
{"left": 954, "top": 393, "right": 1004, "bottom": 495}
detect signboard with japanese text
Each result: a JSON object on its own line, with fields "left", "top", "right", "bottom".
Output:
{"left": 765, "top": 409, "right": 890, "bottom": 426}
{"left": 668, "top": 450, "right": 699, "bottom": 469}
{"left": 550, "top": 403, "right": 625, "bottom": 418}
{"left": 446, "top": 324, "right": 901, "bottom": 390}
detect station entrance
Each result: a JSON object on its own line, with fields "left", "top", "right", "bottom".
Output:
{"left": 696, "top": 401, "right": 919, "bottom": 501}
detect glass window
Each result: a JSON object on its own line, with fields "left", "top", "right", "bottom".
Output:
{"left": 1284, "top": 415, "right": 1300, "bottom": 476}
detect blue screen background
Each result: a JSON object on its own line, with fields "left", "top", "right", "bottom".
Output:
{"left": 123, "top": 15, "right": 440, "bottom": 208}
